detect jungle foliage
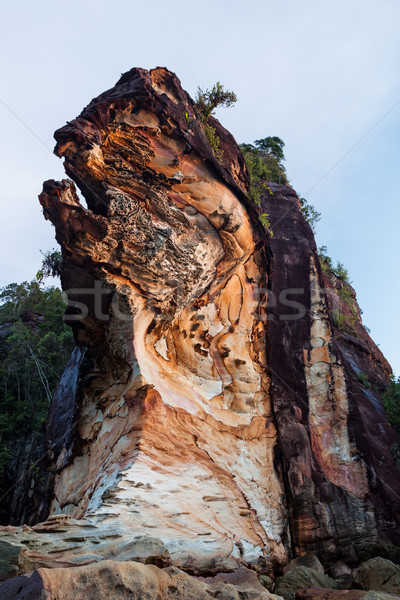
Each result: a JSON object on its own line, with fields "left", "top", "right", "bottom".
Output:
{"left": 0, "top": 262, "right": 74, "bottom": 476}
{"left": 383, "top": 376, "right": 400, "bottom": 435}
{"left": 194, "top": 82, "right": 237, "bottom": 164}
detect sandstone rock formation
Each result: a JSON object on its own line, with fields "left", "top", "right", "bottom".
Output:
{"left": 0, "top": 560, "right": 284, "bottom": 600}
{"left": 296, "top": 590, "right": 399, "bottom": 600}
{"left": 1, "top": 67, "right": 399, "bottom": 588}
{"left": 352, "top": 558, "right": 400, "bottom": 593}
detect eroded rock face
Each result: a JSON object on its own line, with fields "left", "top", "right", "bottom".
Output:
{"left": 0, "top": 560, "right": 284, "bottom": 600}
{"left": 1, "top": 67, "right": 399, "bottom": 580}
{"left": 262, "top": 184, "right": 400, "bottom": 562}
{"left": 37, "top": 67, "right": 288, "bottom": 572}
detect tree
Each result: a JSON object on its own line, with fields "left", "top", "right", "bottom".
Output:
{"left": 0, "top": 274, "right": 74, "bottom": 478}
{"left": 195, "top": 82, "right": 237, "bottom": 122}
{"left": 318, "top": 246, "right": 351, "bottom": 283}
{"left": 240, "top": 136, "right": 289, "bottom": 198}
{"left": 36, "top": 249, "right": 62, "bottom": 282}
{"left": 193, "top": 82, "right": 238, "bottom": 165}
{"left": 299, "top": 197, "right": 321, "bottom": 234}
{"left": 254, "top": 137, "right": 285, "bottom": 164}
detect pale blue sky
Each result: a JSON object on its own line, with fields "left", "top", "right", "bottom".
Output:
{"left": 0, "top": 0, "right": 399, "bottom": 373}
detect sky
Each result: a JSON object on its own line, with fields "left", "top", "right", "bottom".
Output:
{"left": 0, "top": 0, "right": 399, "bottom": 373}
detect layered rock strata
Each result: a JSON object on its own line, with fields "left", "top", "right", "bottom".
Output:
{"left": 263, "top": 184, "right": 400, "bottom": 562}
{"left": 37, "top": 67, "right": 288, "bottom": 572}
{"left": 0, "top": 67, "right": 399, "bottom": 580}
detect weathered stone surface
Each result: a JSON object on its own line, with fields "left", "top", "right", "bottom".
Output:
{"left": 259, "top": 574, "right": 276, "bottom": 592}
{"left": 283, "top": 554, "right": 324, "bottom": 575}
{"left": 275, "top": 567, "right": 339, "bottom": 600}
{"left": 295, "top": 589, "right": 400, "bottom": 600}
{"left": 0, "top": 560, "right": 284, "bottom": 600}
{"left": 295, "top": 590, "right": 365, "bottom": 600}
{"left": 327, "top": 562, "right": 352, "bottom": 589}
{"left": 352, "top": 557, "right": 400, "bottom": 593}
{"left": 1, "top": 66, "right": 400, "bottom": 581}
{"left": 262, "top": 184, "right": 400, "bottom": 563}
{"left": 35, "top": 67, "right": 288, "bottom": 573}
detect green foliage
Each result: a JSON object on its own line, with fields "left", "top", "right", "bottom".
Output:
{"left": 383, "top": 375, "right": 400, "bottom": 435}
{"left": 355, "top": 372, "right": 372, "bottom": 389}
{"left": 240, "top": 137, "right": 289, "bottom": 189}
{"left": 36, "top": 249, "right": 62, "bottom": 282}
{"left": 332, "top": 310, "right": 357, "bottom": 335}
{"left": 318, "top": 245, "right": 333, "bottom": 273}
{"left": 299, "top": 197, "right": 321, "bottom": 234}
{"left": 318, "top": 246, "right": 351, "bottom": 283}
{"left": 254, "top": 136, "right": 285, "bottom": 163}
{"left": 337, "top": 284, "right": 357, "bottom": 316}
{"left": 204, "top": 123, "right": 224, "bottom": 164}
{"left": 0, "top": 275, "right": 74, "bottom": 479}
{"left": 248, "top": 183, "right": 272, "bottom": 206}
{"left": 194, "top": 82, "right": 237, "bottom": 163}
{"left": 259, "top": 213, "right": 273, "bottom": 237}
{"left": 0, "top": 443, "right": 11, "bottom": 478}
{"left": 195, "top": 82, "right": 237, "bottom": 122}
{"left": 391, "top": 443, "right": 400, "bottom": 466}
{"left": 338, "top": 284, "right": 353, "bottom": 304}
{"left": 334, "top": 261, "right": 351, "bottom": 283}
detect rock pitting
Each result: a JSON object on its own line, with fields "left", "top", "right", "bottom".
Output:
{"left": 1, "top": 67, "right": 400, "bottom": 595}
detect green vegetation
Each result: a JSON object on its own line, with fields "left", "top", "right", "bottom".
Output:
{"left": 337, "top": 284, "right": 354, "bottom": 307}
{"left": 334, "top": 261, "right": 351, "bottom": 283}
{"left": 391, "top": 442, "right": 400, "bottom": 466}
{"left": 259, "top": 213, "right": 273, "bottom": 237}
{"left": 36, "top": 249, "right": 62, "bottom": 282}
{"left": 0, "top": 260, "right": 74, "bottom": 477}
{"left": 331, "top": 310, "right": 357, "bottom": 336}
{"left": 194, "top": 82, "right": 237, "bottom": 164}
{"left": 318, "top": 246, "right": 351, "bottom": 283}
{"left": 355, "top": 372, "right": 372, "bottom": 389}
{"left": 239, "top": 137, "right": 322, "bottom": 240}
{"left": 195, "top": 82, "right": 237, "bottom": 122}
{"left": 383, "top": 375, "right": 400, "bottom": 435}
{"left": 299, "top": 197, "right": 321, "bottom": 234}
{"left": 240, "top": 137, "right": 288, "bottom": 192}
{"left": 203, "top": 123, "right": 224, "bottom": 163}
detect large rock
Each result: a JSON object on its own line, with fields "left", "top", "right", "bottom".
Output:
{"left": 275, "top": 566, "right": 339, "bottom": 600}
{"left": 36, "top": 66, "right": 288, "bottom": 574}
{"left": 295, "top": 589, "right": 400, "bottom": 600}
{"left": 352, "top": 557, "right": 400, "bottom": 593}
{"left": 0, "top": 560, "right": 284, "bottom": 600}
{"left": 283, "top": 553, "right": 324, "bottom": 575}
{"left": 1, "top": 66, "right": 399, "bottom": 578}
{"left": 326, "top": 562, "right": 353, "bottom": 589}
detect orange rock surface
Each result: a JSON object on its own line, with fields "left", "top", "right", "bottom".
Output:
{"left": 1, "top": 68, "right": 399, "bottom": 583}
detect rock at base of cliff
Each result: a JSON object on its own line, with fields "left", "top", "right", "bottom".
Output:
{"left": 326, "top": 562, "right": 352, "bottom": 586}
{"left": 283, "top": 554, "right": 325, "bottom": 575}
{"left": 352, "top": 557, "right": 400, "bottom": 593}
{"left": 275, "top": 566, "right": 340, "bottom": 600}
{"left": 0, "top": 560, "right": 285, "bottom": 600}
{"left": 295, "top": 589, "right": 400, "bottom": 600}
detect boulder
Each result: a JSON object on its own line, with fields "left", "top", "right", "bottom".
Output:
{"left": 0, "top": 560, "right": 285, "bottom": 600}
{"left": 259, "top": 574, "right": 275, "bottom": 592}
{"left": 295, "top": 589, "right": 365, "bottom": 600}
{"left": 284, "top": 554, "right": 325, "bottom": 575}
{"left": 275, "top": 566, "right": 339, "bottom": 600}
{"left": 352, "top": 557, "right": 400, "bottom": 593}
{"left": 327, "top": 562, "right": 352, "bottom": 588}
{"left": 295, "top": 589, "right": 400, "bottom": 600}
